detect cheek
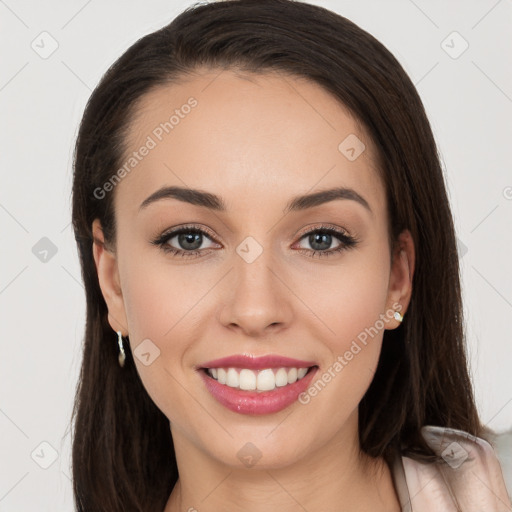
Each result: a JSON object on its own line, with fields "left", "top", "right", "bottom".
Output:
{"left": 298, "top": 246, "right": 391, "bottom": 352}
{"left": 120, "top": 244, "right": 212, "bottom": 341}
{"left": 118, "top": 252, "right": 216, "bottom": 417}
{"left": 293, "top": 241, "right": 391, "bottom": 412}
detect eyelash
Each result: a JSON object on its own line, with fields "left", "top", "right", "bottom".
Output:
{"left": 151, "top": 223, "right": 359, "bottom": 259}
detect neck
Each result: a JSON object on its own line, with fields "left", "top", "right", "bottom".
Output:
{"left": 164, "top": 413, "right": 401, "bottom": 512}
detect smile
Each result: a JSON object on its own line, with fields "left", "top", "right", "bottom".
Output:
{"left": 197, "top": 354, "right": 319, "bottom": 415}
{"left": 205, "top": 367, "right": 310, "bottom": 392}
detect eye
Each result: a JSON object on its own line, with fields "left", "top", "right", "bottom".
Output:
{"left": 151, "top": 223, "right": 359, "bottom": 259}
{"left": 293, "top": 225, "right": 359, "bottom": 258}
{"left": 151, "top": 225, "right": 219, "bottom": 258}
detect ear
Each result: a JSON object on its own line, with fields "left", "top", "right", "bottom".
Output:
{"left": 385, "top": 229, "right": 415, "bottom": 329}
{"left": 92, "top": 218, "right": 128, "bottom": 335}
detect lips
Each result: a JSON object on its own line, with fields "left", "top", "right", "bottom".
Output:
{"left": 197, "top": 354, "right": 319, "bottom": 415}
{"left": 198, "top": 354, "right": 317, "bottom": 370}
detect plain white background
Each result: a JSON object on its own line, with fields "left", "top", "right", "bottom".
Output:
{"left": 1, "top": 0, "right": 511, "bottom": 509}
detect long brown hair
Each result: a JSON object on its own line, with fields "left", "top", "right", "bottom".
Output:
{"left": 70, "top": 0, "right": 485, "bottom": 509}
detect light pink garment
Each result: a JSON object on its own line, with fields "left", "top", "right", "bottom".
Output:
{"left": 391, "top": 426, "right": 512, "bottom": 511}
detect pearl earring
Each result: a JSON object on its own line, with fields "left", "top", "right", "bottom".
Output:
{"left": 393, "top": 310, "right": 404, "bottom": 323}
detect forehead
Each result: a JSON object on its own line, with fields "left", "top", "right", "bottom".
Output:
{"left": 115, "top": 68, "right": 385, "bottom": 216}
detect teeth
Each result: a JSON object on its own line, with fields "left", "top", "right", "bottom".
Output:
{"left": 275, "top": 368, "right": 288, "bottom": 387}
{"left": 239, "top": 369, "right": 256, "bottom": 390}
{"left": 206, "top": 367, "right": 310, "bottom": 391}
{"left": 257, "top": 369, "right": 275, "bottom": 391}
{"left": 226, "top": 368, "right": 238, "bottom": 388}
{"left": 287, "top": 367, "right": 297, "bottom": 384}
{"left": 217, "top": 368, "right": 226, "bottom": 384}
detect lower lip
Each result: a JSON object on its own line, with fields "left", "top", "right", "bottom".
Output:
{"left": 199, "top": 367, "right": 318, "bottom": 415}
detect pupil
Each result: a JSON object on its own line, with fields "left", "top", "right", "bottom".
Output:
{"left": 179, "top": 232, "right": 201, "bottom": 250}
{"left": 310, "top": 233, "right": 331, "bottom": 251}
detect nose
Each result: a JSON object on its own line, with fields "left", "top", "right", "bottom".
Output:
{"left": 218, "top": 245, "right": 293, "bottom": 338}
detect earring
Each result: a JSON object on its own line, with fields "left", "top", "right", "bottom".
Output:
{"left": 117, "top": 331, "right": 126, "bottom": 367}
{"left": 393, "top": 310, "right": 404, "bottom": 323}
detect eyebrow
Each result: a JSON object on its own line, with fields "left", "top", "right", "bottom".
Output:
{"left": 139, "top": 185, "right": 372, "bottom": 215}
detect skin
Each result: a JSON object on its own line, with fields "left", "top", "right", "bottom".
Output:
{"left": 92, "top": 68, "right": 415, "bottom": 512}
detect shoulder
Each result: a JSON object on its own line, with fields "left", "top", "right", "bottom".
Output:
{"left": 397, "top": 425, "right": 512, "bottom": 511}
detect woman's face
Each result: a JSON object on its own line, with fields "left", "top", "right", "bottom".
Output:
{"left": 93, "top": 69, "right": 413, "bottom": 470}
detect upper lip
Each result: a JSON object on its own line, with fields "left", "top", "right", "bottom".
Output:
{"left": 197, "top": 354, "right": 317, "bottom": 370}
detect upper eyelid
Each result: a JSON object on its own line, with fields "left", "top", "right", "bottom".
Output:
{"left": 160, "top": 224, "right": 218, "bottom": 243}
{"left": 295, "top": 224, "right": 350, "bottom": 238}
